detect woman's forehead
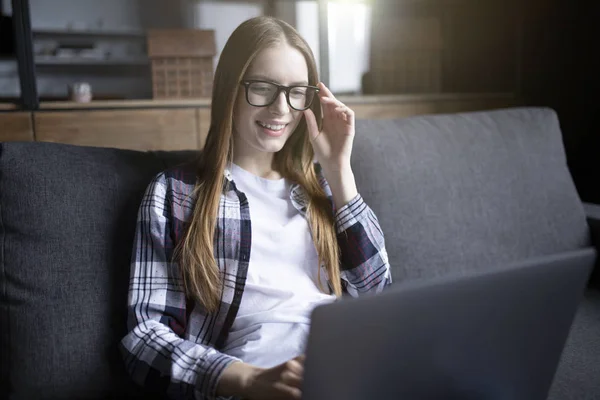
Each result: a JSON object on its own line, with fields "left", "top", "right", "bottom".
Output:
{"left": 245, "top": 43, "right": 309, "bottom": 85}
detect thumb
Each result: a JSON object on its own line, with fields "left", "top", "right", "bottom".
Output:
{"left": 303, "top": 108, "right": 320, "bottom": 142}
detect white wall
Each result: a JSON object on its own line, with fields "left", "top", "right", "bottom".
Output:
{"left": 185, "top": 1, "right": 264, "bottom": 71}
{"left": 185, "top": 0, "right": 371, "bottom": 94}
{"left": 327, "top": 1, "right": 371, "bottom": 93}
{"left": 296, "top": 0, "right": 371, "bottom": 94}
{"left": 296, "top": 0, "right": 321, "bottom": 75}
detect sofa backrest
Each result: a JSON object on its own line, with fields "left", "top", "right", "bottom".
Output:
{"left": 352, "top": 107, "right": 590, "bottom": 282}
{"left": 0, "top": 143, "right": 196, "bottom": 399}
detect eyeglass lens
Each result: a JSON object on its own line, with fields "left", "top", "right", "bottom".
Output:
{"left": 247, "top": 82, "right": 316, "bottom": 110}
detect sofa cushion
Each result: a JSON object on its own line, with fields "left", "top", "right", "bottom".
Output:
{"left": 352, "top": 107, "right": 591, "bottom": 282}
{"left": 351, "top": 107, "right": 599, "bottom": 399}
{"left": 0, "top": 142, "right": 196, "bottom": 399}
{"left": 548, "top": 288, "right": 600, "bottom": 399}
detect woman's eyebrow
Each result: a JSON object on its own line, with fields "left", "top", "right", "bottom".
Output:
{"left": 246, "top": 75, "right": 309, "bottom": 86}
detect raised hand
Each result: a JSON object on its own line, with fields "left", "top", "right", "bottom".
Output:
{"left": 303, "top": 82, "right": 355, "bottom": 172}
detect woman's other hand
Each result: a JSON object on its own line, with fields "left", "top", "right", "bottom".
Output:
{"left": 217, "top": 355, "right": 305, "bottom": 400}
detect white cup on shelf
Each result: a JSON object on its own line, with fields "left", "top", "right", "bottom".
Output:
{"left": 68, "top": 82, "right": 93, "bottom": 103}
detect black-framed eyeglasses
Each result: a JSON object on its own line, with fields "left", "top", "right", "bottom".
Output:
{"left": 240, "top": 80, "right": 319, "bottom": 111}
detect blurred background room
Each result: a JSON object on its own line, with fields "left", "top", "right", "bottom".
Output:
{"left": 0, "top": 0, "right": 598, "bottom": 204}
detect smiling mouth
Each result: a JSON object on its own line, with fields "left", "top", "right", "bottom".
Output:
{"left": 256, "top": 121, "right": 287, "bottom": 131}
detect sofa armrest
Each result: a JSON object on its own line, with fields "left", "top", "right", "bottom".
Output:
{"left": 584, "top": 202, "right": 600, "bottom": 288}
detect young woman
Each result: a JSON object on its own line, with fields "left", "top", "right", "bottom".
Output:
{"left": 120, "top": 16, "right": 391, "bottom": 400}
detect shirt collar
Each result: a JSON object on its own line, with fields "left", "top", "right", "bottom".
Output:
{"left": 224, "top": 166, "right": 233, "bottom": 182}
{"left": 223, "top": 166, "right": 308, "bottom": 212}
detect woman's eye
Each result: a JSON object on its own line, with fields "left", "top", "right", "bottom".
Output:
{"left": 290, "top": 89, "right": 306, "bottom": 98}
{"left": 250, "top": 84, "right": 274, "bottom": 94}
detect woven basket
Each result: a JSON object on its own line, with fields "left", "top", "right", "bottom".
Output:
{"left": 147, "top": 29, "right": 216, "bottom": 99}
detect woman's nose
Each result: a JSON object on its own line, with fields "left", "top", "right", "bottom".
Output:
{"left": 268, "top": 90, "right": 290, "bottom": 115}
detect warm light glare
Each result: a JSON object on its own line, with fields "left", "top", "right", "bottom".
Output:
{"left": 327, "top": 1, "right": 371, "bottom": 93}
{"left": 331, "top": 0, "right": 369, "bottom": 4}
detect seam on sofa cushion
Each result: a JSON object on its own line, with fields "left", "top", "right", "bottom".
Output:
{"left": 584, "top": 204, "right": 600, "bottom": 288}
{"left": 0, "top": 142, "right": 10, "bottom": 392}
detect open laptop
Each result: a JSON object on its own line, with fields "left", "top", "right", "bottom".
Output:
{"left": 302, "top": 248, "right": 596, "bottom": 400}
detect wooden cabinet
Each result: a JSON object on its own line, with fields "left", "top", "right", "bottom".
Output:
{"left": 34, "top": 108, "right": 203, "bottom": 151}
{"left": 0, "top": 112, "right": 34, "bottom": 142}
{"left": 344, "top": 93, "right": 519, "bottom": 119}
{"left": 2, "top": 93, "right": 520, "bottom": 151}
{"left": 369, "top": 17, "right": 443, "bottom": 93}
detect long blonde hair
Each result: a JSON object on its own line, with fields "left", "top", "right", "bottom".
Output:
{"left": 176, "top": 16, "right": 342, "bottom": 312}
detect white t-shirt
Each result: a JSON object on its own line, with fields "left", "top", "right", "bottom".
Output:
{"left": 222, "top": 163, "right": 336, "bottom": 367}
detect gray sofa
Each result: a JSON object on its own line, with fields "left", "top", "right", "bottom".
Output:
{"left": 1, "top": 107, "right": 599, "bottom": 399}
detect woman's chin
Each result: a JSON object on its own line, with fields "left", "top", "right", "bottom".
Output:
{"left": 258, "top": 141, "right": 287, "bottom": 154}
{"left": 255, "top": 132, "right": 290, "bottom": 152}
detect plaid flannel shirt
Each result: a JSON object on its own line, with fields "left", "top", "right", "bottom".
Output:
{"left": 120, "top": 163, "right": 392, "bottom": 400}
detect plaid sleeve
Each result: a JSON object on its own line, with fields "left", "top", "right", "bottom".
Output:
{"left": 335, "top": 194, "right": 392, "bottom": 296}
{"left": 119, "top": 173, "right": 239, "bottom": 400}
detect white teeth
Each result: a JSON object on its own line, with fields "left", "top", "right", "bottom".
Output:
{"left": 257, "top": 121, "right": 286, "bottom": 131}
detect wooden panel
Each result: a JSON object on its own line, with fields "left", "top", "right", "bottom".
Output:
{"left": 351, "top": 97, "right": 520, "bottom": 120}
{"left": 196, "top": 108, "right": 211, "bottom": 150}
{"left": 369, "top": 16, "right": 443, "bottom": 93}
{"left": 441, "top": 2, "right": 518, "bottom": 93}
{"left": 0, "top": 112, "right": 34, "bottom": 142}
{"left": 35, "top": 109, "right": 199, "bottom": 151}
{"left": 382, "top": 17, "right": 442, "bottom": 50}
{"left": 29, "top": 94, "right": 519, "bottom": 151}
{"left": 339, "top": 93, "right": 515, "bottom": 105}
{"left": 40, "top": 98, "right": 211, "bottom": 109}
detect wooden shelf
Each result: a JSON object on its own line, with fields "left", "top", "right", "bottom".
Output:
{"left": 34, "top": 56, "right": 149, "bottom": 66}
{"left": 38, "top": 93, "right": 518, "bottom": 110}
{"left": 32, "top": 29, "right": 146, "bottom": 38}
{"left": 0, "top": 103, "right": 19, "bottom": 110}
{"left": 40, "top": 98, "right": 211, "bottom": 110}
{"left": 338, "top": 92, "right": 518, "bottom": 104}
